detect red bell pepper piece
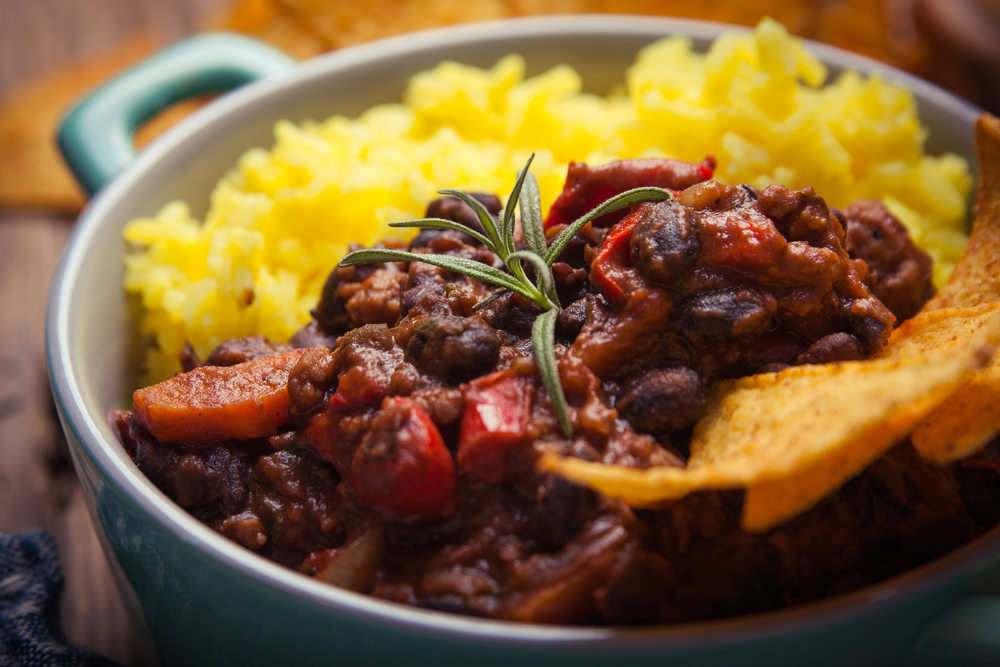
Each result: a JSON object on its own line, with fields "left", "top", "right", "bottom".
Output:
{"left": 457, "top": 371, "right": 532, "bottom": 483}
{"left": 544, "top": 156, "right": 716, "bottom": 229}
{"left": 350, "top": 397, "right": 457, "bottom": 517}
{"left": 589, "top": 213, "right": 640, "bottom": 308}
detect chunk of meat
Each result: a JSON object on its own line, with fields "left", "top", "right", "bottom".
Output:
{"left": 343, "top": 269, "right": 408, "bottom": 327}
{"left": 329, "top": 324, "right": 403, "bottom": 409}
{"left": 312, "top": 249, "right": 404, "bottom": 334}
{"left": 841, "top": 199, "right": 936, "bottom": 321}
{"left": 571, "top": 288, "right": 673, "bottom": 379}
{"left": 250, "top": 449, "right": 343, "bottom": 551}
{"left": 501, "top": 514, "right": 631, "bottom": 623}
{"left": 287, "top": 347, "right": 337, "bottom": 418}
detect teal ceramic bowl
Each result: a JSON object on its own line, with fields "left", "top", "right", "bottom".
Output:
{"left": 47, "top": 16, "right": 1000, "bottom": 667}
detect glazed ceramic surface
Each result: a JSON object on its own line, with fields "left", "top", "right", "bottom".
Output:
{"left": 47, "top": 16, "right": 1000, "bottom": 667}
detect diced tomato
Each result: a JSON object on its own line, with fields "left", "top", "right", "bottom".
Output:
{"left": 350, "top": 397, "right": 457, "bottom": 517}
{"left": 457, "top": 371, "right": 533, "bottom": 483}
{"left": 303, "top": 405, "right": 343, "bottom": 467}
{"left": 329, "top": 325, "right": 403, "bottom": 409}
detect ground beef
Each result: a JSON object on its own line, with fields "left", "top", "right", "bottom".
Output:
{"left": 116, "top": 157, "right": 998, "bottom": 626}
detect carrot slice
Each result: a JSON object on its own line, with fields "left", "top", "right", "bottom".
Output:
{"left": 133, "top": 348, "right": 311, "bottom": 443}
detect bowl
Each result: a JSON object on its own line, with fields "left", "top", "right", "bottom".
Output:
{"left": 47, "top": 15, "right": 1000, "bottom": 667}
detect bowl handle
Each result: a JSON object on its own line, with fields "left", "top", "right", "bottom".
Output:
{"left": 904, "top": 594, "right": 1000, "bottom": 666}
{"left": 58, "top": 32, "right": 295, "bottom": 195}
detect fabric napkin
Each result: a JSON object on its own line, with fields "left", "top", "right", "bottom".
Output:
{"left": 0, "top": 529, "right": 121, "bottom": 667}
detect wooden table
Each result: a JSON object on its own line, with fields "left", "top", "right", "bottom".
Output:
{"left": 0, "top": 1, "right": 225, "bottom": 664}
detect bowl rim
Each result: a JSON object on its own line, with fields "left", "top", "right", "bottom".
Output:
{"left": 47, "top": 13, "right": 995, "bottom": 651}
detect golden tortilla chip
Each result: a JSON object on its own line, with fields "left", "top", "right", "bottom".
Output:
{"left": 540, "top": 308, "right": 1000, "bottom": 530}
{"left": 0, "top": 34, "right": 158, "bottom": 213}
{"left": 887, "top": 115, "right": 1000, "bottom": 466}
{"left": 910, "top": 365, "right": 1000, "bottom": 464}
{"left": 880, "top": 303, "right": 1000, "bottom": 361}
{"left": 924, "top": 114, "right": 1000, "bottom": 310}
{"left": 876, "top": 305, "right": 1000, "bottom": 466}
{"left": 741, "top": 413, "right": 928, "bottom": 531}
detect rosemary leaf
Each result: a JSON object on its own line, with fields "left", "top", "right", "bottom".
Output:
{"left": 339, "top": 248, "right": 530, "bottom": 297}
{"left": 544, "top": 186, "right": 673, "bottom": 265}
{"left": 437, "top": 189, "right": 503, "bottom": 252}
{"left": 508, "top": 250, "right": 558, "bottom": 309}
{"left": 532, "top": 308, "right": 572, "bottom": 437}
{"left": 502, "top": 154, "right": 535, "bottom": 253}
{"left": 519, "top": 171, "right": 547, "bottom": 257}
{"left": 389, "top": 217, "right": 493, "bottom": 248}
{"left": 341, "top": 167, "right": 676, "bottom": 443}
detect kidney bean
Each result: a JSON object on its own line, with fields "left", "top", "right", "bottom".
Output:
{"left": 630, "top": 200, "right": 701, "bottom": 287}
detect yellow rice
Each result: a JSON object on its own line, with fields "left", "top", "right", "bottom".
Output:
{"left": 124, "top": 18, "right": 972, "bottom": 383}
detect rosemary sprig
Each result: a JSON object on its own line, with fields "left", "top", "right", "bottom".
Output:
{"left": 338, "top": 156, "right": 673, "bottom": 437}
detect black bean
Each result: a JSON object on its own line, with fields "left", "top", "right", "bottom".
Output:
{"left": 205, "top": 334, "right": 291, "bottom": 367}
{"left": 400, "top": 283, "right": 446, "bottom": 317}
{"left": 477, "top": 291, "right": 538, "bottom": 338}
{"left": 616, "top": 367, "right": 706, "bottom": 434}
{"left": 527, "top": 474, "right": 596, "bottom": 551}
{"left": 630, "top": 200, "right": 700, "bottom": 286}
{"left": 409, "top": 228, "right": 446, "bottom": 250}
{"left": 424, "top": 192, "right": 502, "bottom": 238}
{"left": 556, "top": 296, "right": 591, "bottom": 342}
{"left": 289, "top": 320, "right": 340, "bottom": 350}
{"left": 313, "top": 269, "right": 349, "bottom": 333}
{"left": 179, "top": 341, "right": 202, "bottom": 372}
{"left": 796, "top": 332, "right": 864, "bottom": 365}
{"left": 407, "top": 316, "right": 500, "bottom": 383}
{"left": 850, "top": 314, "right": 892, "bottom": 358}
{"left": 672, "top": 287, "right": 778, "bottom": 342}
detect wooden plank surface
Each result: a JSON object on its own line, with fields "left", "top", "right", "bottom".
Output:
{"left": 0, "top": 1, "right": 227, "bottom": 664}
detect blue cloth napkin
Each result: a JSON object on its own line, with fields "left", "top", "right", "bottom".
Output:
{"left": 0, "top": 529, "right": 121, "bottom": 667}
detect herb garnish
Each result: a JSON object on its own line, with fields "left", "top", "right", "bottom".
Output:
{"left": 339, "top": 156, "right": 673, "bottom": 437}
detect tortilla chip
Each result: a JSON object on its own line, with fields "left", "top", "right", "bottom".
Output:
{"left": 879, "top": 303, "right": 1000, "bottom": 361}
{"left": 910, "top": 366, "right": 1000, "bottom": 464}
{"left": 741, "top": 413, "right": 931, "bottom": 531}
{"left": 877, "top": 305, "right": 1000, "bottom": 467}
{"left": 924, "top": 114, "right": 1000, "bottom": 310}
{"left": 885, "top": 115, "right": 1000, "bottom": 466}
{"left": 0, "top": 34, "right": 158, "bottom": 213}
{"left": 540, "top": 307, "right": 1000, "bottom": 530}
